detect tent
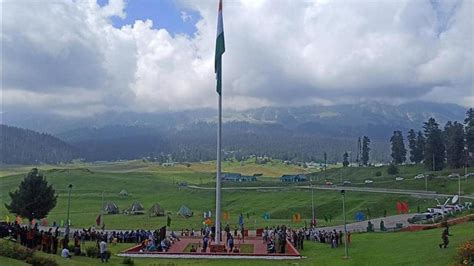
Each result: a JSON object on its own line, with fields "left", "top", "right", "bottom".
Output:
{"left": 103, "top": 202, "right": 119, "bottom": 214}
{"left": 149, "top": 203, "right": 165, "bottom": 217}
{"left": 177, "top": 205, "right": 193, "bottom": 218}
{"left": 118, "top": 189, "right": 129, "bottom": 197}
{"left": 128, "top": 201, "right": 145, "bottom": 215}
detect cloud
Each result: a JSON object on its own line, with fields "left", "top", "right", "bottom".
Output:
{"left": 1, "top": 0, "right": 472, "bottom": 117}
{"left": 180, "top": 11, "right": 192, "bottom": 22}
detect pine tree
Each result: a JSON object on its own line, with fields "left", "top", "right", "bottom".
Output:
{"left": 423, "top": 118, "right": 445, "bottom": 171}
{"left": 407, "top": 129, "right": 417, "bottom": 163}
{"left": 361, "top": 136, "right": 370, "bottom": 166}
{"left": 5, "top": 168, "right": 57, "bottom": 222}
{"left": 465, "top": 108, "right": 474, "bottom": 166}
{"left": 342, "top": 152, "right": 349, "bottom": 167}
{"left": 415, "top": 131, "right": 425, "bottom": 163}
{"left": 390, "top": 131, "right": 407, "bottom": 164}
{"left": 444, "top": 121, "right": 465, "bottom": 169}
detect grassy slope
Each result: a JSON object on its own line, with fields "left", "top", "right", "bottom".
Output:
{"left": 0, "top": 167, "right": 444, "bottom": 230}
{"left": 1, "top": 221, "right": 473, "bottom": 266}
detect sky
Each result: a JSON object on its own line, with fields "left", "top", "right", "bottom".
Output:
{"left": 1, "top": 0, "right": 473, "bottom": 116}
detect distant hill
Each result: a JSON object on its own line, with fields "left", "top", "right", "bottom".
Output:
{"left": 0, "top": 125, "right": 78, "bottom": 164}
{"left": 0, "top": 101, "right": 469, "bottom": 163}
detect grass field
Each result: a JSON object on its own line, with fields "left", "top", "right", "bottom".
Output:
{"left": 1, "top": 160, "right": 473, "bottom": 230}
{"left": 0, "top": 168, "right": 448, "bottom": 230}
{"left": 1, "top": 221, "right": 472, "bottom": 265}
{"left": 1, "top": 160, "right": 474, "bottom": 265}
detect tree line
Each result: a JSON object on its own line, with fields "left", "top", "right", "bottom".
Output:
{"left": 388, "top": 108, "right": 473, "bottom": 170}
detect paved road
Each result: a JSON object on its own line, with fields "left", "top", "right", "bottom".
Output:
{"left": 187, "top": 185, "right": 474, "bottom": 200}
{"left": 314, "top": 213, "right": 414, "bottom": 233}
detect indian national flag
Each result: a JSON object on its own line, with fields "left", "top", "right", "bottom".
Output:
{"left": 215, "top": 0, "right": 225, "bottom": 95}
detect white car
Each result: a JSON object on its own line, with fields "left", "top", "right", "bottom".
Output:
{"left": 414, "top": 174, "right": 425, "bottom": 179}
{"left": 364, "top": 179, "right": 374, "bottom": 184}
{"left": 395, "top": 177, "right": 404, "bottom": 181}
{"left": 465, "top": 173, "right": 474, "bottom": 178}
{"left": 448, "top": 173, "right": 461, "bottom": 179}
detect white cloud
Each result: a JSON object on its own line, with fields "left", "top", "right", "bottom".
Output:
{"left": 180, "top": 11, "right": 192, "bottom": 22}
{"left": 1, "top": 0, "right": 472, "bottom": 117}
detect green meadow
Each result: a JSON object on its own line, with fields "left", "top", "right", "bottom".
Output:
{"left": 3, "top": 160, "right": 472, "bottom": 230}
{"left": 1, "top": 160, "right": 474, "bottom": 265}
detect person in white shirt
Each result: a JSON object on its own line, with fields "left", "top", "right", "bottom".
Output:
{"left": 99, "top": 239, "right": 108, "bottom": 263}
{"left": 61, "top": 248, "right": 71, "bottom": 258}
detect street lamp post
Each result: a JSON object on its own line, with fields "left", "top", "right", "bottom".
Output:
{"left": 341, "top": 190, "right": 349, "bottom": 259}
{"left": 65, "top": 184, "right": 73, "bottom": 237}
{"left": 311, "top": 178, "right": 315, "bottom": 226}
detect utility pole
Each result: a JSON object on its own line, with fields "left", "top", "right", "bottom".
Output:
{"left": 341, "top": 190, "right": 349, "bottom": 259}
{"left": 311, "top": 177, "right": 315, "bottom": 226}
{"left": 101, "top": 191, "right": 105, "bottom": 231}
{"left": 65, "top": 184, "right": 73, "bottom": 237}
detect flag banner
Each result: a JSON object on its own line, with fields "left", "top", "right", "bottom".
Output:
{"left": 60, "top": 219, "right": 64, "bottom": 227}
{"left": 396, "top": 202, "right": 402, "bottom": 214}
{"left": 96, "top": 214, "right": 101, "bottom": 226}
{"left": 223, "top": 212, "right": 230, "bottom": 220}
{"left": 402, "top": 202, "right": 409, "bottom": 213}
{"left": 292, "top": 213, "right": 301, "bottom": 222}
{"left": 203, "top": 210, "right": 212, "bottom": 219}
{"left": 355, "top": 212, "right": 365, "bottom": 221}
{"left": 262, "top": 212, "right": 270, "bottom": 221}
{"left": 238, "top": 213, "right": 244, "bottom": 226}
{"left": 5, "top": 215, "right": 9, "bottom": 223}
{"left": 214, "top": 0, "right": 225, "bottom": 94}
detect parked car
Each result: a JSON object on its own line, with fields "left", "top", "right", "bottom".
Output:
{"left": 448, "top": 173, "right": 461, "bottom": 179}
{"left": 414, "top": 174, "right": 425, "bottom": 179}
{"left": 364, "top": 179, "right": 374, "bottom": 184}
{"left": 325, "top": 181, "right": 334, "bottom": 185}
{"left": 408, "top": 213, "right": 435, "bottom": 223}
{"left": 395, "top": 177, "right": 404, "bottom": 181}
{"left": 343, "top": 180, "right": 352, "bottom": 186}
{"left": 465, "top": 172, "right": 474, "bottom": 178}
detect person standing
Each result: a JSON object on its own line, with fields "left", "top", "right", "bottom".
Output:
{"left": 99, "top": 237, "right": 108, "bottom": 263}
{"left": 439, "top": 226, "right": 452, "bottom": 248}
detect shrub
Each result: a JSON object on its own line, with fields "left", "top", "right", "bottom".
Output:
{"left": 26, "top": 256, "right": 59, "bottom": 266}
{"left": 0, "top": 240, "right": 34, "bottom": 261}
{"left": 386, "top": 164, "right": 399, "bottom": 175}
{"left": 122, "top": 256, "right": 135, "bottom": 265}
{"left": 375, "top": 171, "right": 382, "bottom": 177}
{"left": 456, "top": 239, "right": 474, "bottom": 265}
{"left": 85, "top": 246, "right": 99, "bottom": 258}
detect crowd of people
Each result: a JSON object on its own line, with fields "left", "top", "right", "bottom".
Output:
{"left": 2, "top": 219, "right": 356, "bottom": 260}
{"left": 2, "top": 221, "right": 111, "bottom": 262}
{"left": 262, "top": 225, "right": 351, "bottom": 253}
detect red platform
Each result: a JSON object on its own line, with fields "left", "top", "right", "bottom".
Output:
{"left": 120, "top": 236, "right": 301, "bottom": 259}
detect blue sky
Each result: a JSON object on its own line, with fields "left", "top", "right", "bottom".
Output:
{"left": 97, "top": 0, "right": 200, "bottom": 35}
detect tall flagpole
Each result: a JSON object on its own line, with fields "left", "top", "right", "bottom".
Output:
{"left": 214, "top": 0, "right": 224, "bottom": 246}
{"left": 215, "top": 85, "right": 222, "bottom": 245}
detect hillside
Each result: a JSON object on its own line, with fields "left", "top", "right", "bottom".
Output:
{"left": 0, "top": 125, "right": 78, "bottom": 164}
{"left": 0, "top": 101, "right": 469, "bottom": 163}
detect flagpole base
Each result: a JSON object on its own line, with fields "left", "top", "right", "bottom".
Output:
{"left": 342, "top": 256, "right": 351, "bottom": 260}
{"left": 210, "top": 244, "right": 226, "bottom": 253}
